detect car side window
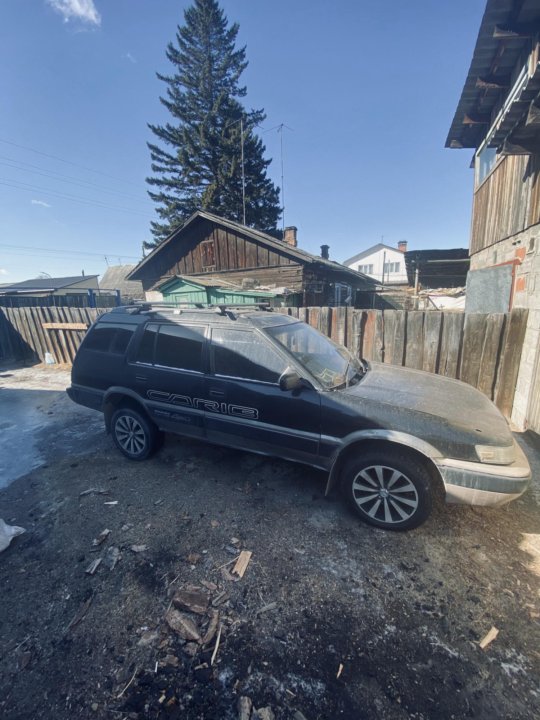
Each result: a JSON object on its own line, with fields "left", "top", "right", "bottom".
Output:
{"left": 155, "top": 324, "right": 206, "bottom": 371}
{"left": 135, "top": 323, "right": 158, "bottom": 364}
{"left": 211, "top": 328, "right": 286, "bottom": 384}
{"left": 84, "top": 323, "right": 135, "bottom": 354}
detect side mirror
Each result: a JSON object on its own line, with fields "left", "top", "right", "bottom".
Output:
{"left": 279, "top": 368, "right": 308, "bottom": 391}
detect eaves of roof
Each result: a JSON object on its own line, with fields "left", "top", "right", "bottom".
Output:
{"left": 446, "top": 0, "right": 540, "bottom": 149}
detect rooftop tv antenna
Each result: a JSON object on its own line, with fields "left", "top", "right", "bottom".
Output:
{"left": 277, "top": 123, "right": 293, "bottom": 234}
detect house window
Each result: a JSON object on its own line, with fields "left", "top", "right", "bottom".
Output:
{"left": 201, "top": 240, "right": 216, "bottom": 270}
{"left": 476, "top": 145, "right": 497, "bottom": 186}
{"left": 384, "top": 262, "right": 400, "bottom": 274}
{"left": 358, "top": 264, "right": 374, "bottom": 274}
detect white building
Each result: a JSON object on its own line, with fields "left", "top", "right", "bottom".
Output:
{"left": 343, "top": 242, "right": 409, "bottom": 285}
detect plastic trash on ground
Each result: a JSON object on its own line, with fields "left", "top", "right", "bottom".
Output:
{"left": 0, "top": 519, "right": 26, "bottom": 552}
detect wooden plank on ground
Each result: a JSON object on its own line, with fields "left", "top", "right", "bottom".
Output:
{"left": 495, "top": 308, "right": 529, "bottom": 418}
{"left": 460, "top": 313, "right": 488, "bottom": 388}
{"left": 439, "top": 312, "right": 465, "bottom": 378}
{"left": 422, "top": 312, "right": 443, "bottom": 374}
{"left": 405, "top": 311, "right": 425, "bottom": 370}
{"left": 477, "top": 313, "right": 506, "bottom": 399}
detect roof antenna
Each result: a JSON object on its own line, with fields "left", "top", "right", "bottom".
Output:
{"left": 277, "top": 123, "right": 293, "bottom": 236}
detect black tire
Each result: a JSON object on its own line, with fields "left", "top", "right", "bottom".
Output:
{"left": 342, "top": 449, "right": 433, "bottom": 531}
{"left": 111, "top": 407, "right": 161, "bottom": 461}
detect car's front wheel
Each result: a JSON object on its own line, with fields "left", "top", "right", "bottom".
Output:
{"left": 111, "top": 407, "right": 161, "bottom": 461}
{"left": 342, "top": 449, "right": 433, "bottom": 531}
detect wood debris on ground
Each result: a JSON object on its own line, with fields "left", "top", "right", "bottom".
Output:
{"left": 172, "top": 587, "right": 209, "bottom": 615}
{"left": 79, "top": 488, "right": 109, "bottom": 497}
{"left": 165, "top": 608, "right": 201, "bottom": 642}
{"left": 130, "top": 544, "right": 148, "bottom": 553}
{"left": 91, "top": 528, "right": 110, "bottom": 546}
{"left": 479, "top": 626, "right": 499, "bottom": 650}
{"left": 64, "top": 594, "right": 94, "bottom": 634}
{"left": 85, "top": 558, "right": 102, "bottom": 575}
{"left": 232, "top": 550, "right": 252, "bottom": 578}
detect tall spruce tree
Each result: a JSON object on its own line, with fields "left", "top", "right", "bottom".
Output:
{"left": 146, "top": 0, "right": 281, "bottom": 247}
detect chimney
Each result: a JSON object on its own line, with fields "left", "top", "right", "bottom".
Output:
{"left": 283, "top": 226, "right": 297, "bottom": 247}
{"left": 320, "top": 244, "right": 330, "bottom": 260}
{"left": 397, "top": 240, "right": 408, "bottom": 253}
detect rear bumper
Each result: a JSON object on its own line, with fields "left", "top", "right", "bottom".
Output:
{"left": 66, "top": 384, "right": 104, "bottom": 412}
{"left": 436, "top": 440, "right": 531, "bottom": 507}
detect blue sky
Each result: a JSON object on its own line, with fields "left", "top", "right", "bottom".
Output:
{"left": 0, "top": 0, "right": 485, "bottom": 283}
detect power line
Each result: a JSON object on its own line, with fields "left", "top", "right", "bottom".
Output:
{"left": 0, "top": 178, "right": 155, "bottom": 219}
{"left": 0, "top": 242, "right": 140, "bottom": 259}
{"left": 0, "top": 154, "right": 150, "bottom": 204}
{"left": 0, "top": 137, "right": 144, "bottom": 189}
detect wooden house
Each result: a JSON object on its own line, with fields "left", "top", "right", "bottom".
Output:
{"left": 447, "top": 0, "right": 540, "bottom": 432}
{"left": 127, "top": 211, "right": 375, "bottom": 307}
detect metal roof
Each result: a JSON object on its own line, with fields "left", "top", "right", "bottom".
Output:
{"left": 128, "top": 210, "right": 375, "bottom": 287}
{"left": 446, "top": 0, "right": 540, "bottom": 149}
{"left": 0, "top": 275, "right": 97, "bottom": 294}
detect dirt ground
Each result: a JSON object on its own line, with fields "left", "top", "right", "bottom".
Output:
{"left": 0, "top": 365, "right": 539, "bottom": 720}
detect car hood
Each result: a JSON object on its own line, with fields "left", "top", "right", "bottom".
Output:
{"left": 336, "top": 361, "right": 512, "bottom": 447}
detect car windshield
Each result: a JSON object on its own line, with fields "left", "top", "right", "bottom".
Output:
{"left": 266, "top": 322, "right": 364, "bottom": 390}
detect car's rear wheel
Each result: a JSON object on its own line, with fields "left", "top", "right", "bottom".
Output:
{"left": 342, "top": 449, "right": 433, "bottom": 530}
{"left": 111, "top": 407, "right": 161, "bottom": 461}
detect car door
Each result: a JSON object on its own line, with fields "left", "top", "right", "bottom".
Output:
{"left": 205, "top": 326, "right": 321, "bottom": 464}
{"left": 128, "top": 321, "right": 208, "bottom": 438}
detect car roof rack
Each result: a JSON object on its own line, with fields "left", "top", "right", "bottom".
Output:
{"left": 119, "top": 301, "right": 274, "bottom": 318}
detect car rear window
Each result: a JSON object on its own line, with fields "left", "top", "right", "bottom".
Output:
{"left": 155, "top": 324, "right": 206, "bottom": 371}
{"left": 84, "top": 323, "right": 135, "bottom": 354}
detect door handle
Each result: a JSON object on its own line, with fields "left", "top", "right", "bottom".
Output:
{"left": 209, "top": 389, "right": 225, "bottom": 398}
{"left": 135, "top": 375, "right": 147, "bottom": 382}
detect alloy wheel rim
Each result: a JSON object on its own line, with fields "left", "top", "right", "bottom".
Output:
{"left": 115, "top": 415, "right": 146, "bottom": 455}
{"left": 352, "top": 465, "right": 419, "bottom": 524}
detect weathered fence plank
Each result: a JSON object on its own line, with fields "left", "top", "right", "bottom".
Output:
{"left": 460, "top": 313, "right": 489, "bottom": 387}
{"left": 383, "top": 310, "right": 406, "bottom": 366}
{"left": 477, "top": 314, "right": 506, "bottom": 399}
{"left": 422, "top": 312, "right": 442, "bottom": 374}
{"left": 405, "top": 311, "right": 425, "bottom": 370}
{"left": 439, "top": 313, "right": 465, "bottom": 378}
{"left": 495, "top": 308, "right": 529, "bottom": 418}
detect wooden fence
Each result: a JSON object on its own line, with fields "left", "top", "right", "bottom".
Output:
{"left": 0, "top": 305, "right": 529, "bottom": 420}
{"left": 0, "top": 306, "right": 105, "bottom": 366}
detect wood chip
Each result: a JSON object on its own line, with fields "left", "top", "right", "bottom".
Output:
{"left": 336, "top": 662, "right": 344, "bottom": 679}
{"left": 103, "top": 546, "right": 120, "bottom": 570}
{"left": 210, "top": 623, "right": 222, "bottom": 666}
{"left": 85, "top": 558, "right": 102, "bottom": 575}
{"left": 210, "top": 519, "right": 220, "bottom": 528}
{"left": 212, "top": 590, "right": 229, "bottom": 607}
{"left": 186, "top": 552, "right": 201, "bottom": 564}
{"left": 254, "top": 708, "right": 275, "bottom": 720}
{"left": 104, "top": 501, "right": 118, "bottom": 506}
{"left": 201, "top": 580, "right": 218, "bottom": 592}
{"left": 65, "top": 594, "right": 93, "bottom": 634}
{"left": 256, "top": 602, "right": 277, "bottom": 615}
{"left": 232, "top": 550, "right": 252, "bottom": 578}
{"left": 202, "top": 610, "right": 220, "bottom": 646}
{"left": 92, "top": 529, "right": 111, "bottom": 547}
{"left": 79, "top": 488, "right": 109, "bottom": 497}
{"left": 238, "top": 696, "right": 252, "bottom": 720}
{"left": 172, "top": 588, "right": 209, "bottom": 615}
{"left": 165, "top": 608, "right": 201, "bottom": 642}
{"left": 130, "top": 544, "right": 148, "bottom": 553}
{"left": 479, "top": 626, "right": 499, "bottom": 650}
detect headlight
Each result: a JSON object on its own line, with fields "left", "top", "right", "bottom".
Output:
{"left": 475, "top": 444, "right": 515, "bottom": 465}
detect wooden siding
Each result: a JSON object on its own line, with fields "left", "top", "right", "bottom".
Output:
{"left": 142, "top": 219, "right": 301, "bottom": 291}
{"left": 471, "top": 153, "right": 540, "bottom": 254}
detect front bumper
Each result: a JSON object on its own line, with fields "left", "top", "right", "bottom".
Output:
{"left": 436, "top": 440, "right": 531, "bottom": 507}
